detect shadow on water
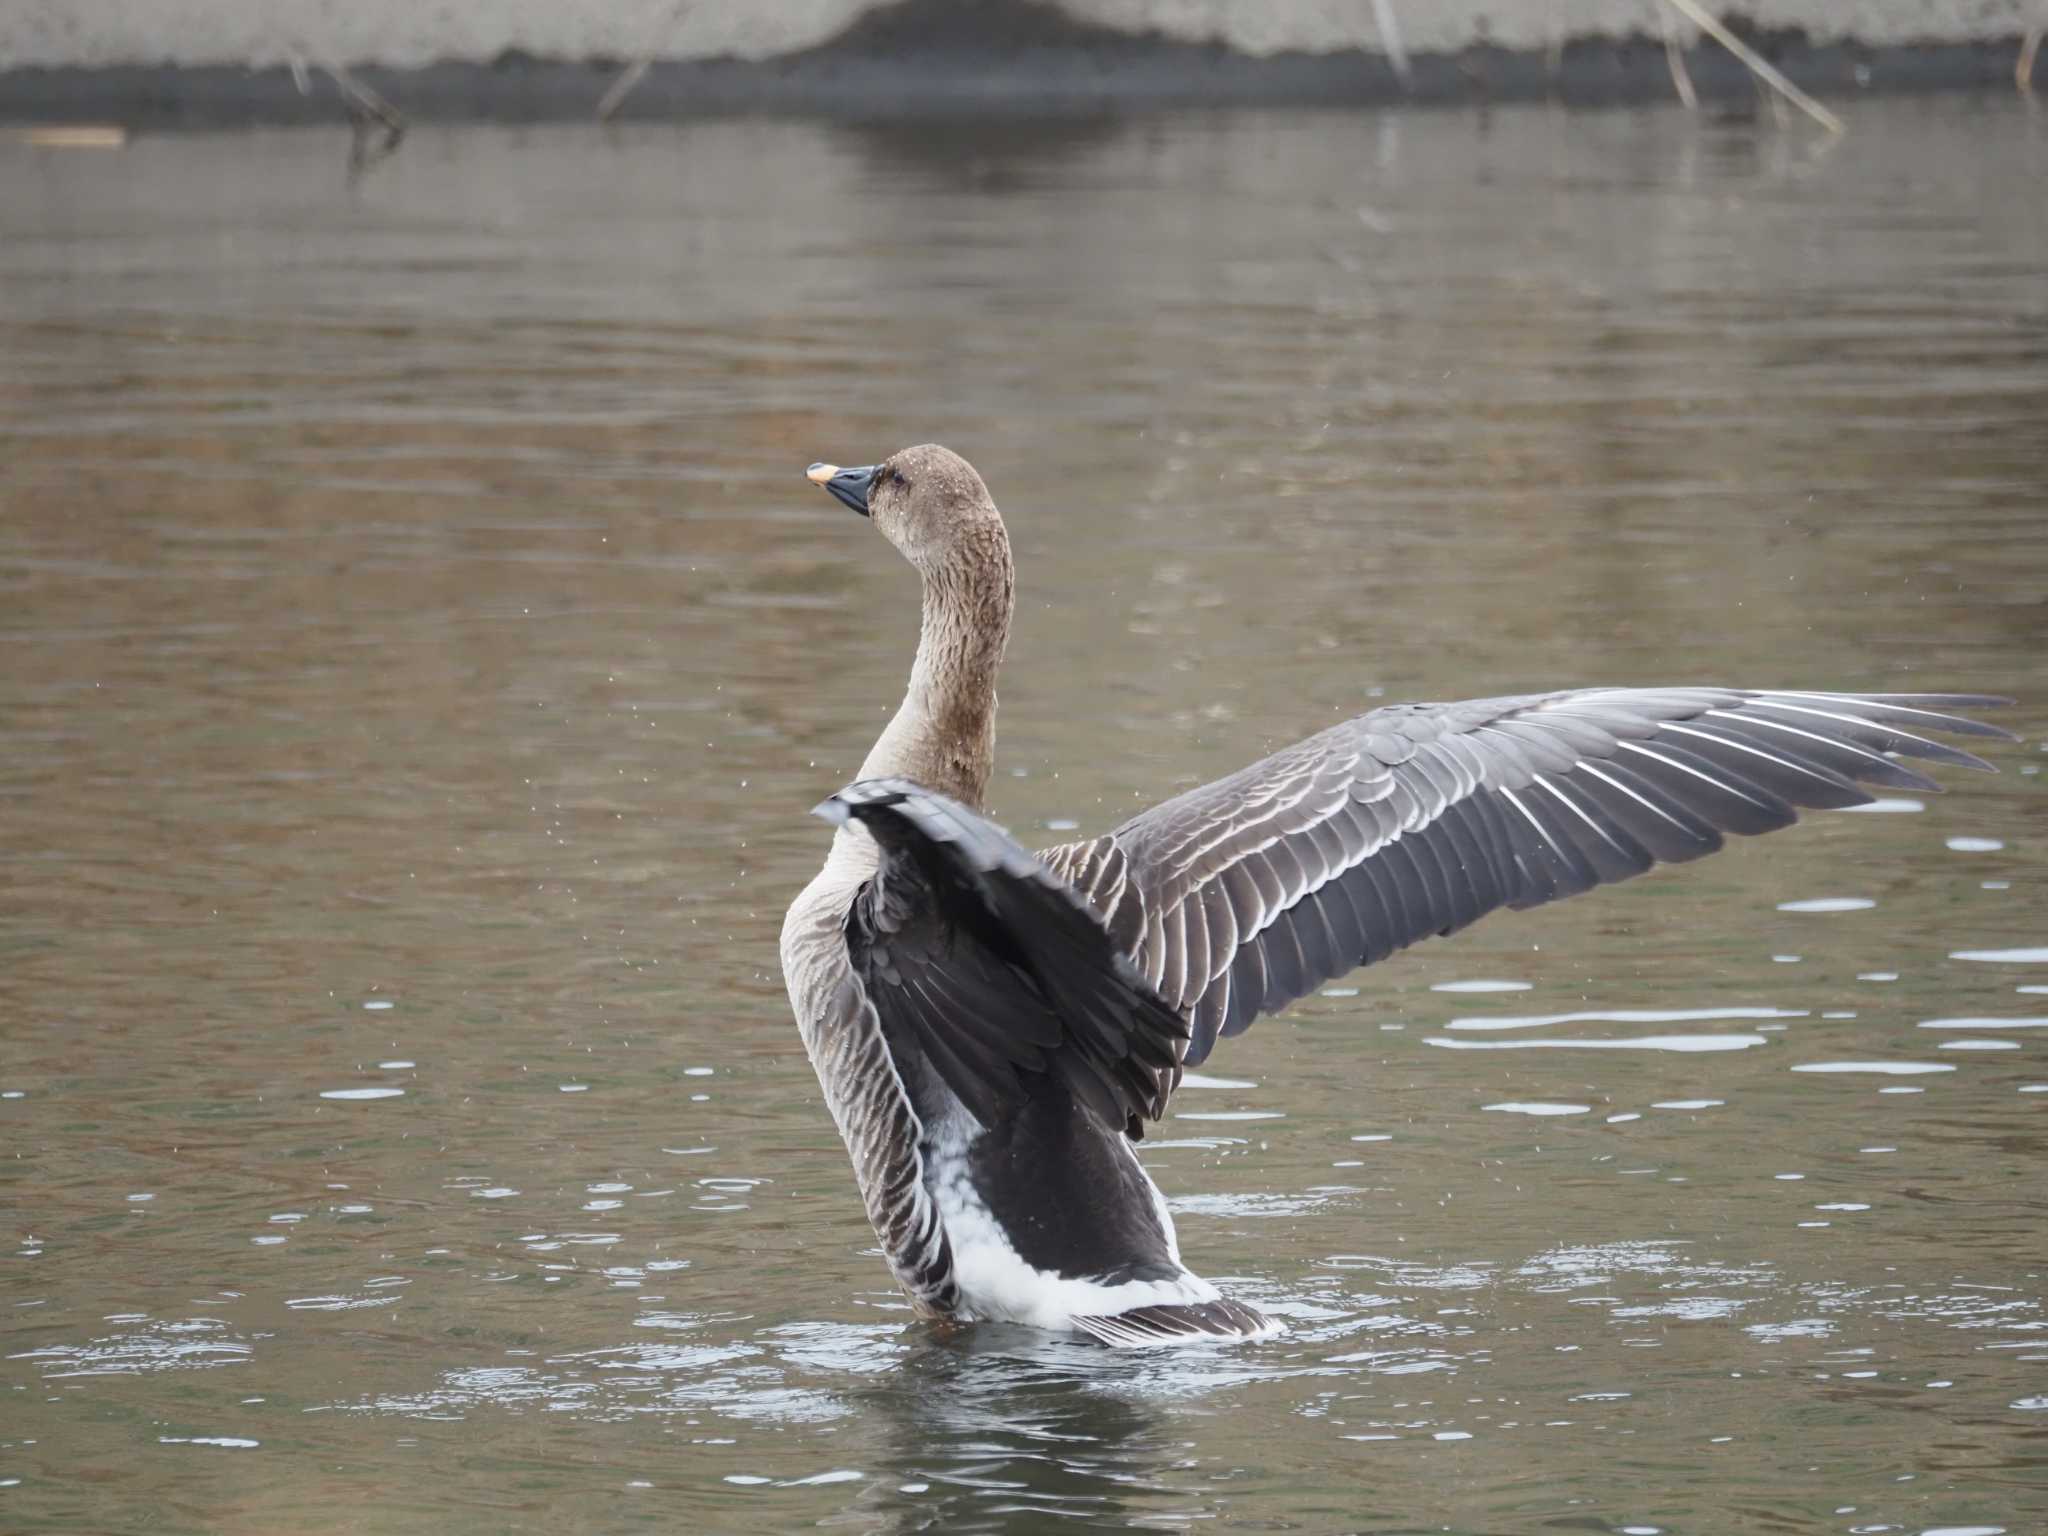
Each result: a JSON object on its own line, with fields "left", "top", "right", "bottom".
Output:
{"left": 782, "top": 1318, "right": 1389, "bottom": 1532}
{"left": 842, "top": 1326, "right": 1192, "bottom": 1533}
{"left": 829, "top": 115, "right": 1133, "bottom": 194}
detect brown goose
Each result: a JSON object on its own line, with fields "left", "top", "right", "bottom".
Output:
{"left": 779, "top": 443, "right": 2011, "bottom": 1346}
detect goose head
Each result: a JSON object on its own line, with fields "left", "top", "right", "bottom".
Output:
{"left": 806, "top": 443, "right": 1004, "bottom": 574}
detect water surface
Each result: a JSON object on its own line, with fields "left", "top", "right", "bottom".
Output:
{"left": 3, "top": 100, "right": 2045, "bottom": 1534}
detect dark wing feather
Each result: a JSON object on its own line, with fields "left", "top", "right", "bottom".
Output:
{"left": 818, "top": 779, "right": 1188, "bottom": 1135}
{"left": 1041, "top": 688, "right": 2013, "bottom": 1074}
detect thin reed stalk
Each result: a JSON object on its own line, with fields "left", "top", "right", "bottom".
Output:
{"left": 599, "top": 1, "right": 693, "bottom": 121}
{"left": 1652, "top": 1, "right": 1698, "bottom": 109}
{"left": 1657, "top": 0, "right": 1845, "bottom": 133}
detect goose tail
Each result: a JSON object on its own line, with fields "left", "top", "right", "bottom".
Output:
{"left": 1071, "top": 1297, "right": 1283, "bottom": 1348}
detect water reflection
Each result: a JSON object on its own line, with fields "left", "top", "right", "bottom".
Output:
{"left": 2, "top": 96, "right": 2044, "bottom": 1534}
{"left": 847, "top": 1329, "right": 1190, "bottom": 1534}
{"left": 834, "top": 114, "right": 1132, "bottom": 193}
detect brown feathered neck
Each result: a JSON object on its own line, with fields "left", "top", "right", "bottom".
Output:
{"left": 855, "top": 516, "right": 1014, "bottom": 812}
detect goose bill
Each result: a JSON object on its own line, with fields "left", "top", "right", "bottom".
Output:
{"left": 807, "top": 461, "right": 879, "bottom": 517}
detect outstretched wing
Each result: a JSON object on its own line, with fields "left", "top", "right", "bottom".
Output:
{"left": 1040, "top": 689, "right": 2013, "bottom": 1072}
{"left": 817, "top": 779, "right": 1188, "bottom": 1135}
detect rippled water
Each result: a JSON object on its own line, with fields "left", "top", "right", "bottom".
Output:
{"left": 3, "top": 101, "right": 2045, "bottom": 1534}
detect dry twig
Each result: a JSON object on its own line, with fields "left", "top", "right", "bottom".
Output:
{"left": 288, "top": 47, "right": 407, "bottom": 173}
{"left": 1657, "top": 0, "right": 1844, "bottom": 133}
{"left": 1652, "top": 0, "right": 1698, "bottom": 109}
{"left": 599, "top": 1, "right": 693, "bottom": 121}
{"left": 1368, "top": 0, "right": 1411, "bottom": 89}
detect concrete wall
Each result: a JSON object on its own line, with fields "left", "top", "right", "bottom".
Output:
{"left": 4, "top": 0, "right": 2040, "bottom": 71}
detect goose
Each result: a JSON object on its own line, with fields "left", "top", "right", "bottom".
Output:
{"left": 778, "top": 443, "right": 2011, "bottom": 1347}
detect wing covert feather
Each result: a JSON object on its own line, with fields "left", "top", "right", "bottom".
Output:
{"left": 1041, "top": 688, "right": 2013, "bottom": 1075}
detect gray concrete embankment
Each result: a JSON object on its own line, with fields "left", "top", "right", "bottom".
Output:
{"left": 1, "top": 0, "right": 2040, "bottom": 124}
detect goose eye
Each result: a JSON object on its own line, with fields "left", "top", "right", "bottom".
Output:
{"left": 889, "top": 469, "right": 906, "bottom": 488}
